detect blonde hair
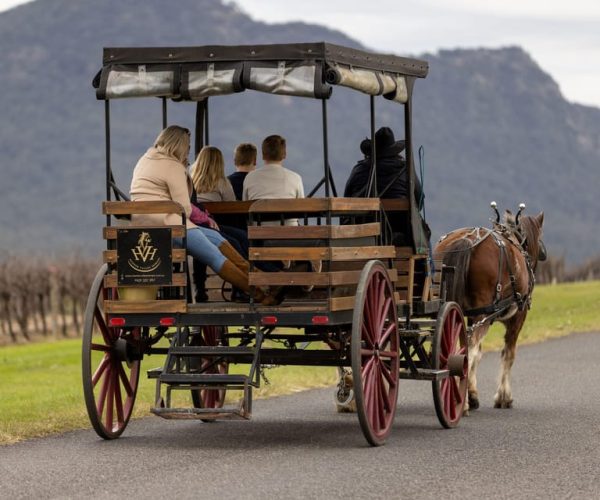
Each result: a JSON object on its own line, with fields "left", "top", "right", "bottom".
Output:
{"left": 154, "top": 125, "right": 190, "bottom": 164}
{"left": 234, "top": 143, "right": 257, "bottom": 166}
{"left": 191, "top": 146, "right": 226, "bottom": 193}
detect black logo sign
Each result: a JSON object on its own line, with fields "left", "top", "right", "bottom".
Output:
{"left": 117, "top": 228, "right": 173, "bottom": 285}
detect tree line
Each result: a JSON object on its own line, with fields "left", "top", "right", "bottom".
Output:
{"left": 0, "top": 252, "right": 597, "bottom": 345}
{"left": 0, "top": 255, "right": 98, "bottom": 345}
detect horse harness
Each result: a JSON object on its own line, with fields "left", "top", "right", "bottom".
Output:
{"left": 439, "top": 225, "right": 536, "bottom": 322}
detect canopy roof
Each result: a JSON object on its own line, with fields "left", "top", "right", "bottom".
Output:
{"left": 94, "top": 42, "right": 428, "bottom": 102}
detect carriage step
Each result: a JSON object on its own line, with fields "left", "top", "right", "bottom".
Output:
{"left": 159, "top": 373, "right": 249, "bottom": 385}
{"left": 168, "top": 346, "right": 254, "bottom": 356}
{"left": 151, "top": 407, "right": 251, "bottom": 420}
{"left": 398, "top": 368, "right": 449, "bottom": 380}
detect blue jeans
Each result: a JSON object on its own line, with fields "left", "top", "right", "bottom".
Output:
{"left": 175, "top": 226, "right": 226, "bottom": 273}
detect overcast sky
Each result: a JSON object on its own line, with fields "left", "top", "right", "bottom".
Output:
{"left": 1, "top": 0, "right": 598, "bottom": 107}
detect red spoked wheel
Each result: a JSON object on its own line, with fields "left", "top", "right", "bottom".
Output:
{"left": 82, "top": 264, "right": 141, "bottom": 439}
{"left": 432, "top": 301, "right": 468, "bottom": 428}
{"left": 191, "top": 326, "right": 229, "bottom": 411}
{"left": 351, "top": 260, "right": 400, "bottom": 446}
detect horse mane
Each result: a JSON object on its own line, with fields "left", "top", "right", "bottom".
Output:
{"left": 519, "top": 215, "right": 543, "bottom": 269}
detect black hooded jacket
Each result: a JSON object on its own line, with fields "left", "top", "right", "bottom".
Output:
{"left": 343, "top": 155, "right": 423, "bottom": 205}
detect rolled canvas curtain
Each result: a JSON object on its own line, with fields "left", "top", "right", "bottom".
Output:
{"left": 325, "top": 64, "right": 408, "bottom": 103}
{"left": 242, "top": 61, "right": 332, "bottom": 99}
{"left": 180, "top": 62, "right": 244, "bottom": 100}
{"left": 96, "top": 64, "right": 178, "bottom": 99}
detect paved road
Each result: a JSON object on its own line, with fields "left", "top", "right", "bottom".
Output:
{"left": 1, "top": 332, "right": 599, "bottom": 499}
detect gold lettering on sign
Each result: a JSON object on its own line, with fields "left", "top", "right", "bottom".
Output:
{"left": 128, "top": 232, "right": 162, "bottom": 273}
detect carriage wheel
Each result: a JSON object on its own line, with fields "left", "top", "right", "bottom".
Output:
{"left": 82, "top": 264, "right": 141, "bottom": 439}
{"left": 351, "top": 260, "right": 400, "bottom": 446}
{"left": 191, "top": 326, "right": 229, "bottom": 412}
{"left": 432, "top": 301, "right": 468, "bottom": 428}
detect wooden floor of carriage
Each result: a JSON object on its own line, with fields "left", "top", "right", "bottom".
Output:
{"left": 3, "top": 332, "right": 599, "bottom": 499}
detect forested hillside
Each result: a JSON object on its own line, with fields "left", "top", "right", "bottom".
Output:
{"left": 0, "top": 0, "right": 598, "bottom": 263}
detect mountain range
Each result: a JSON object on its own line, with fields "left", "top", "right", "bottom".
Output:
{"left": 0, "top": 0, "right": 598, "bottom": 264}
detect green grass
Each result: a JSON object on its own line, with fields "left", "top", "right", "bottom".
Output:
{"left": 1, "top": 280, "right": 599, "bottom": 445}
{"left": 482, "top": 280, "right": 600, "bottom": 350}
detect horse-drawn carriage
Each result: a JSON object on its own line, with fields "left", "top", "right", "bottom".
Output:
{"left": 83, "top": 42, "right": 469, "bottom": 446}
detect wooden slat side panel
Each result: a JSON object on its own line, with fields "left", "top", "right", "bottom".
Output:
{"left": 249, "top": 198, "right": 329, "bottom": 213}
{"left": 104, "top": 273, "right": 186, "bottom": 288}
{"left": 248, "top": 197, "right": 381, "bottom": 215}
{"left": 330, "top": 246, "right": 396, "bottom": 261}
{"left": 103, "top": 201, "right": 184, "bottom": 215}
{"left": 329, "top": 198, "right": 381, "bottom": 212}
{"left": 330, "top": 222, "right": 380, "bottom": 239}
{"left": 249, "top": 272, "right": 329, "bottom": 287}
{"left": 103, "top": 225, "right": 185, "bottom": 239}
{"left": 249, "top": 247, "right": 329, "bottom": 261}
{"left": 248, "top": 222, "right": 381, "bottom": 240}
{"left": 248, "top": 246, "right": 395, "bottom": 261}
{"left": 249, "top": 268, "right": 397, "bottom": 287}
{"left": 104, "top": 300, "right": 187, "bottom": 313}
{"left": 329, "top": 296, "right": 355, "bottom": 311}
{"left": 329, "top": 291, "right": 401, "bottom": 311}
{"left": 248, "top": 225, "right": 330, "bottom": 240}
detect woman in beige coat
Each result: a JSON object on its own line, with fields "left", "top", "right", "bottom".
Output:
{"left": 130, "top": 125, "right": 274, "bottom": 304}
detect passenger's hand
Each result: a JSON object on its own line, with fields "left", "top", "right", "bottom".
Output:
{"left": 209, "top": 219, "right": 220, "bottom": 231}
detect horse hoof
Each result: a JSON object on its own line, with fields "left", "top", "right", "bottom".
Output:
{"left": 494, "top": 400, "right": 513, "bottom": 409}
{"left": 463, "top": 408, "right": 470, "bottom": 417}
{"left": 468, "top": 394, "right": 480, "bottom": 410}
{"left": 336, "top": 402, "right": 357, "bottom": 413}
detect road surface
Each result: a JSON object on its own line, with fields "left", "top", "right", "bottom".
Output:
{"left": 1, "top": 332, "right": 599, "bottom": 499}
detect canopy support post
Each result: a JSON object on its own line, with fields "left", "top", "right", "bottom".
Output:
{"left": 204, "top": 98, "right": 210, "bottom": 146}
{"left": 104, "top": 100, "right": 111, "bottom": 230}
{"left": 162, "top": 97, "right": 168, "bottom": 129}
{"left": 322, "top": 99, "right": 331, "bottom": 198}
{"left": 194, "top": 100, "right": 205, "bottom": 156}
{"left": 367, "top": 95, "right": 377, "bottom": 198}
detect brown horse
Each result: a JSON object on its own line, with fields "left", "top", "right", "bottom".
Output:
{"left": 434, "top": 207, "right": 545, "bottom": 413}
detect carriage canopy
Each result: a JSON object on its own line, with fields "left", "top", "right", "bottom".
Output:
{"left": 93, "top": 42, "right": 428, "bottom": 102}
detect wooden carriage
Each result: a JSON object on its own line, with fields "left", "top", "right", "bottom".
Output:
{"left": 83, "top": 43, "right": 467, "bottom": 446}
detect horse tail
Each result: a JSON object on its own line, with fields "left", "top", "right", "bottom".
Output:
{"left": 437, "top": 238, "right": 472, "bottom": 306}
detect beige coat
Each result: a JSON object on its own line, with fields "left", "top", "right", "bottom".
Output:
{"left": 130, "top": 147, "right": 197, "bottom": 229}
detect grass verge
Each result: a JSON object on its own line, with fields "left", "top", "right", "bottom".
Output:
{"left": 1, "top": 280, "right": 599, "bottom": 445}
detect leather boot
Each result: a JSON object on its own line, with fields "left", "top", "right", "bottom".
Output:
{"left": 218, "top": 241, "right": 250, "bottom": 274}
{"left": 218, "top": 260, "right": 268, "bottom": 303}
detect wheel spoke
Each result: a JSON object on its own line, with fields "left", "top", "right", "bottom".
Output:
{"left": 361, "top": 323, "right": 375, "bottom": 349}
{"left": 379, "top": 319, "right": 396, "bottom": 348}
{"left": 92, "top": 354, "right": 110, "bottom": 387}
{"left": 378, "top": 350, "right": 398, "bottom": 360}
{"left": 96, "top": 362, "right": 111, "bottom": 416}
{"left": 380, "top": 359, "right": 397, "bottom": 388}
{"left": 114, "top": 369, "right": 124, "bottom": 428}
{"left": 117, "top": 362, "right": 134, "bottom": 397}
{"left": 451, "top": 377, "right": 463, "bottom": 404}
{"left": 91, "top": 343, "right": 110, "bottom": 352}
{"left": 361, "top": 348, "right": 375, "bottom": 357}
{"left": 94, "top": 307, "right": 113, "bottom": 345}
{"left": 104, "top": 362, "right": 115, "bottom": 431}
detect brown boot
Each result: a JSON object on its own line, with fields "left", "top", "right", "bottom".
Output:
{"left": 218, "top": 260, "right": 268, "bottom": 303}
{"left": 218, "top": 241, "right": 250, "bottom": 274}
